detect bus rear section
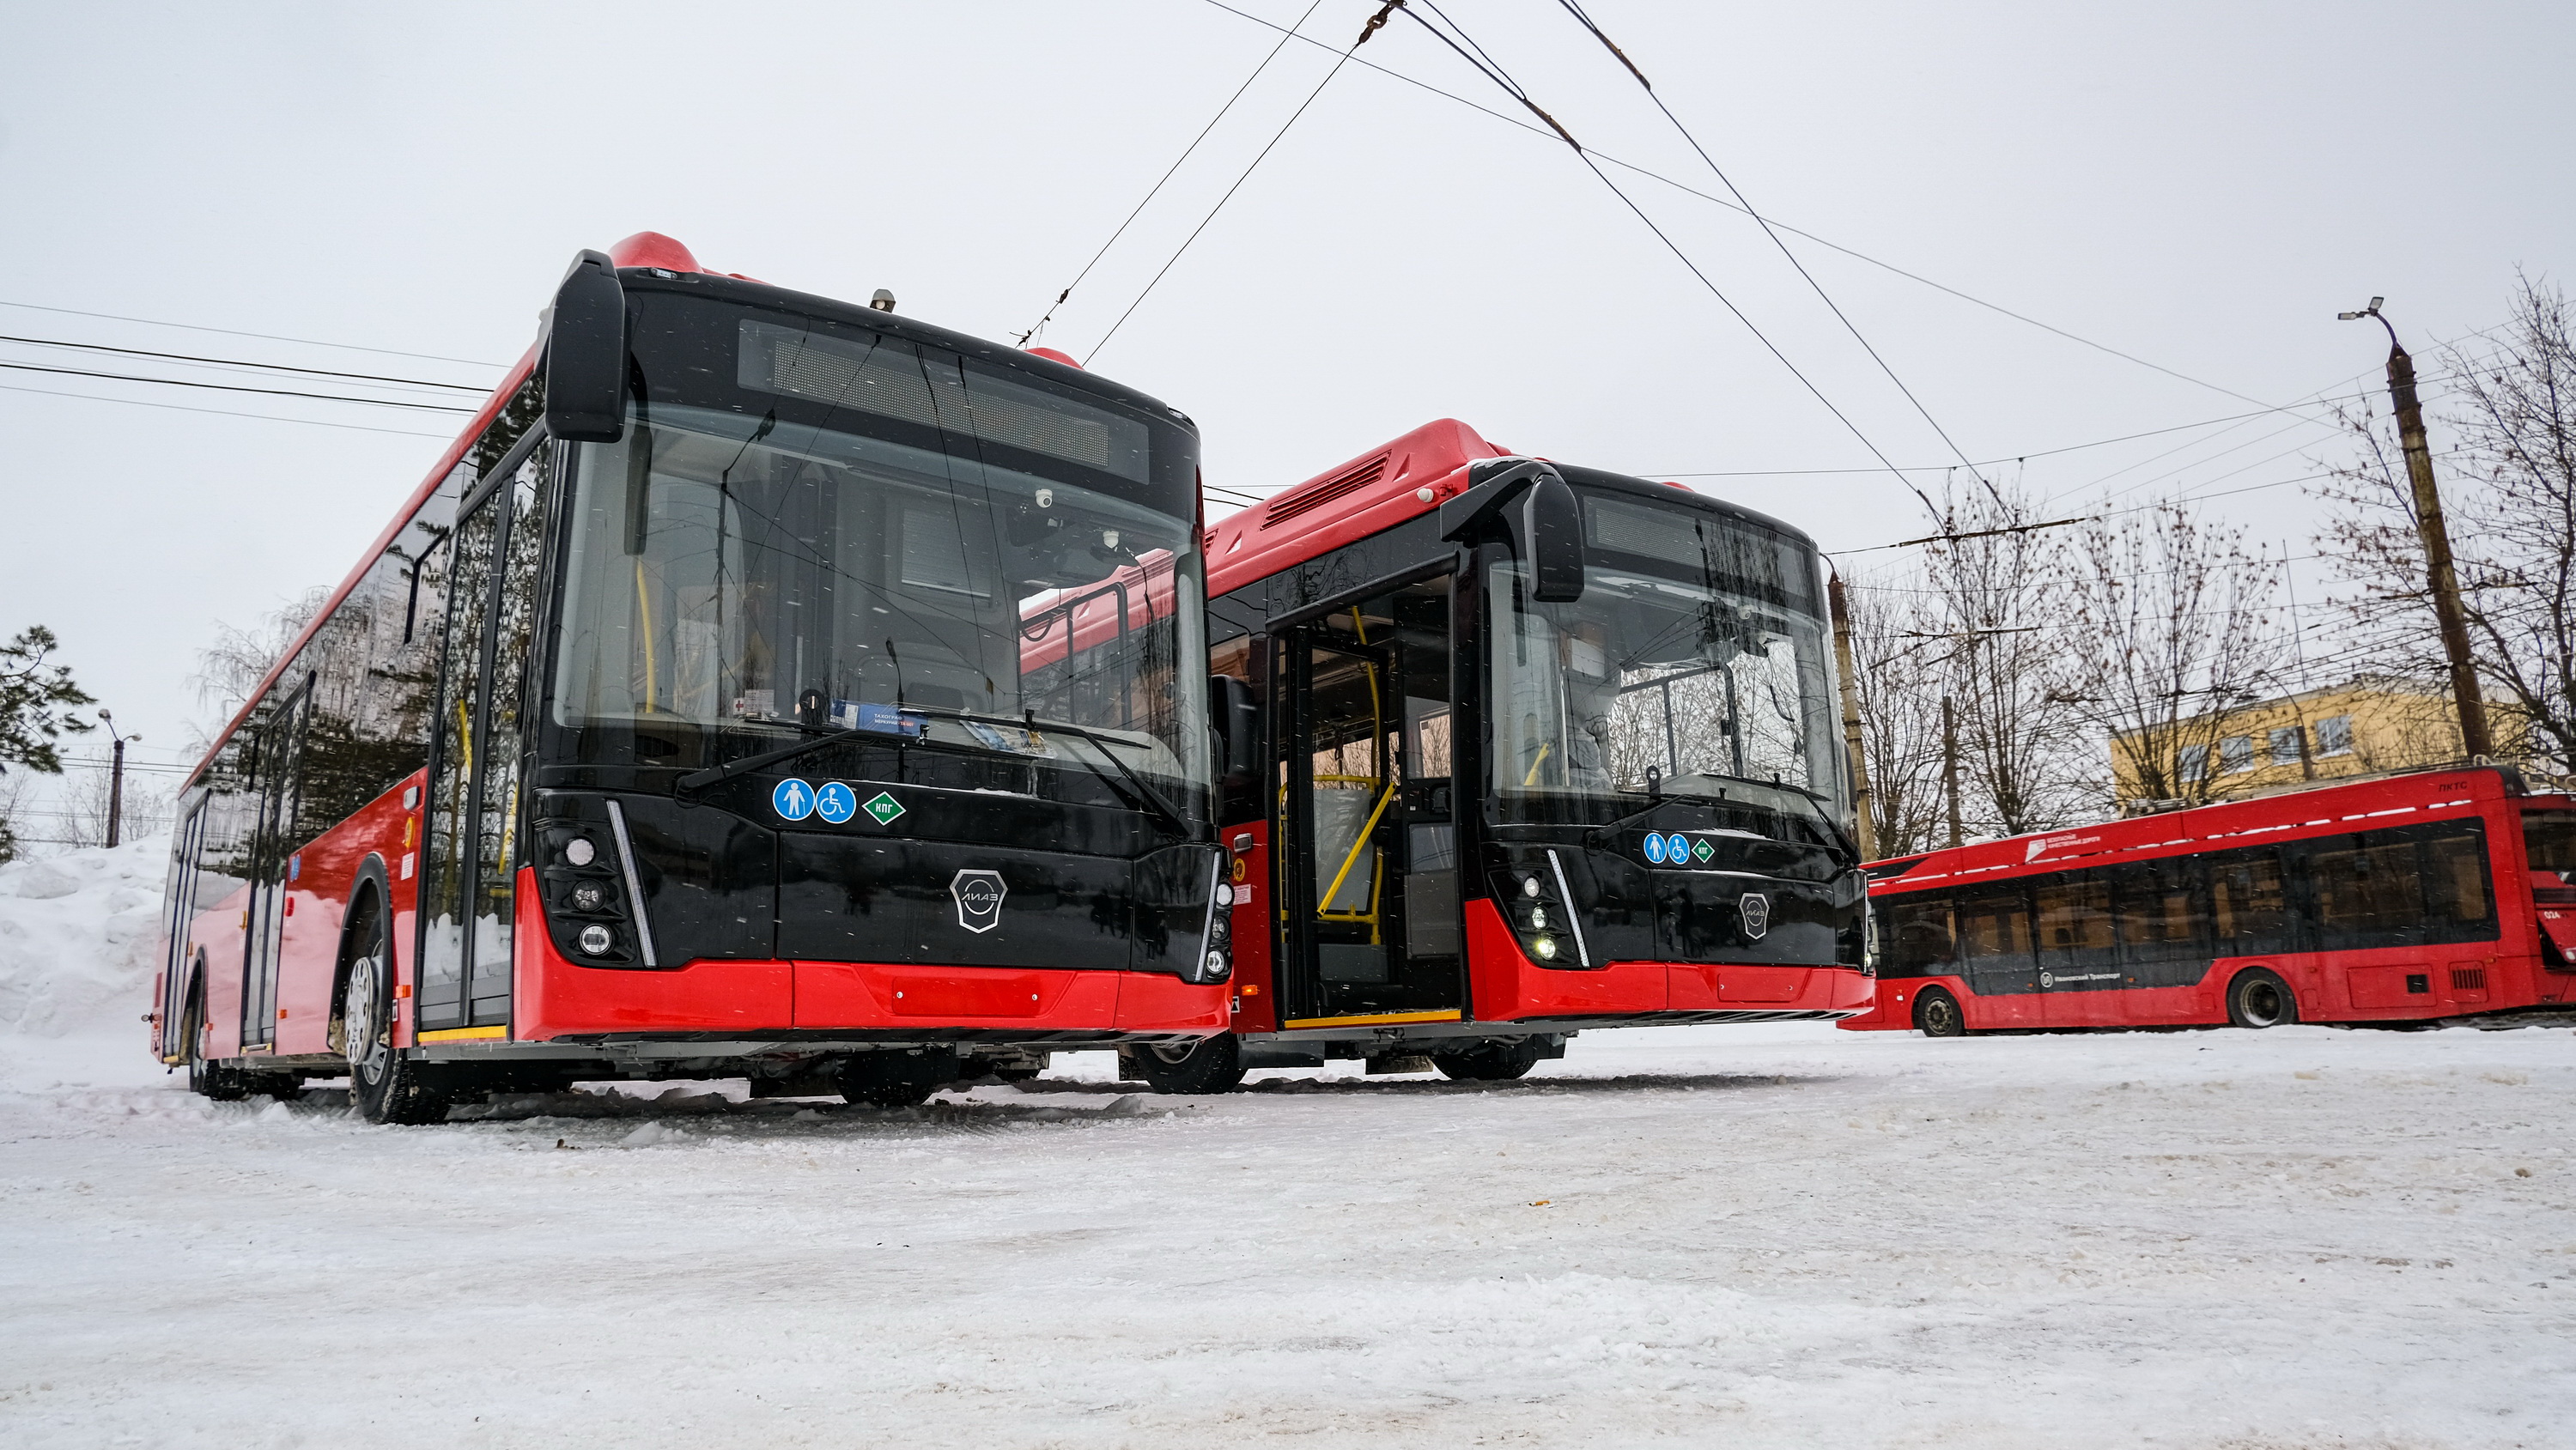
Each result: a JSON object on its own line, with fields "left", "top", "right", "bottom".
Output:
{"left": 149, "top": 234, "right": 1230, "bottom": 1122}
{"left": 1122, "top": 420, "right": 1870, "bottom": 1093}
{"left": 1842, "top": 767, "right": 2576, "bottom": 1036}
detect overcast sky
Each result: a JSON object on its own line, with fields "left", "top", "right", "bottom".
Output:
{"left": 3, "top": 0, "right": 2568, "bottom": 816}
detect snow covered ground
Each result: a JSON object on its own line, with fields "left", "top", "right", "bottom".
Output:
{"left": 3, "top": 840, "right": 2572, "bottom": 1447}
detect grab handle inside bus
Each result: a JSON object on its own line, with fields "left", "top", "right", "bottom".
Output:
{"left": 544, "top": 249, "right": 628, "bottom": 442}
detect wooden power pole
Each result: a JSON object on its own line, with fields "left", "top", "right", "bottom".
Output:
{"left": 1826, "top": 572, "right": 1876, "bottom": 858}
{"left": 1941, "top": 695, "right": 1962, "bottom": 850}
{"left": 2344, "top": 299, "right": 2494, "bottom": 760}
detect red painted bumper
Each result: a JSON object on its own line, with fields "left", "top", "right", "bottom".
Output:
{"left": 1463, "top": 900, "right": 1868, "bottom": 1022}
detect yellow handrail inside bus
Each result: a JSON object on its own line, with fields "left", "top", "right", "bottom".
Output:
{"left": 634, "top": 557, "right": 660, "bottom": 713}
{"left": 1318, "top": 780, "right": 1397, "bottom": 932}
{"left": 1522, "top": 741, "right": 1552, "bottom": 787}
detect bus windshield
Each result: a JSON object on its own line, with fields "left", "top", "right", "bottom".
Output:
{"left": 1488, "top": 491, "right": 1844, "bottom": 832}
{"left": 549, "top": 298, "right": 1207, "bottom": 801}
{"left": 2526, "top": 810, "right": 2576, "bottom": 881}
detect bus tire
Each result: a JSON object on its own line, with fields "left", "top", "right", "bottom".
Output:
{"left": 181, "top": 973, "right": 252, "bottom": 1101}
{"left": 1137, "top": 1035, "right": 1244, "bottom": 1095}
{"left": 2226, "top": 968, "right": 2298, "bottom": 1029}
{"left": 1432, "top": 1038, "right": 1544, "bottom": 1082}
{"left": 1912, "top": 987, "right": 1967, "bottom": 1038}
{"left": 343, "top": 895, "right": 455, "bottom": 1125}
{"left": 842, "top": 1047, "right": 960, "bottom": 1109}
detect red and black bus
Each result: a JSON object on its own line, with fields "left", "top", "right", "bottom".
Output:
{"left": 1841, "top": 766, "right": 2576, "bottom": 1036}
{"left": 150, "top": 233, "right": 1230, "bottom": 1122}
{"left": 1123, "top": 419, "right": 1871, "bottom": 1091}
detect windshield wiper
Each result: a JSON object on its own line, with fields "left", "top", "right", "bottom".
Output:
{"left": 673, "top": 721, "right": 872, "bottom": 798}
{"left": 899, "top": 704, "right": 1193, "bottom": 834}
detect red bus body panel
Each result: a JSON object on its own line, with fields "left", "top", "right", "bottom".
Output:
{"left": 1844, "top": 771, "right": 2575, "bottom": 1032}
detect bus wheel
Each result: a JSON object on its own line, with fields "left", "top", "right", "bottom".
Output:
{"left": 344, "top": 900, "right": 455, "bottom": 1125}
{"left": 1432, "top": 1038, "right": 1544, "bottom": 1082}
{"left": 2227, "top": 968, "right": 2298, "bottom": 1029}
{"left": 182, "top": 975, "right": 252, "bottom": 1101}
{"left": 1912, "top": 988, "right": 1967, "bottom": 1038}
{"left": 1137, "top": 1035, "right": 1244, "bottom": 1095}
{"left": 842, "top": 1048, "right": 961, "bottom": 1108}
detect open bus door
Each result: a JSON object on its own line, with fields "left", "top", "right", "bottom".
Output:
{"left": 1273, "top": 578, "right": 1464, "bottom": 1030}
{"left": 239, "top": 676, "right": 313, "bottom": 1053}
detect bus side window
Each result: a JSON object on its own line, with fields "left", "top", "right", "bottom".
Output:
{"left": 1955, "top": 889, "right": 2037, "bottom": 995}
{"left": 2421, "top": 826, "right": 2498, "bottom": 942}
{"left": 1882, "top": 895, "right": 1953, "bottom": 977}
{"left": 2210, "top": 846, "right": 2293, "bottom": 956}
{"left": 2111, "top": 858, "right": 2210, "bottom": 966}
{"left": 2032, "top": 871, "right": 2114, "bottom": 970}
{"left": 2303, "top": 831, "right": 2429, "bottom": 950}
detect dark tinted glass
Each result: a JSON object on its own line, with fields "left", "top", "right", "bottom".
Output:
{"left": 2112, "top": 858, "right": 2209, "bottom": 963}
{"left": 2421, "top": 826, "right": 2499, "bottom": 944}
{"left": 2524, "top": 811, "right": 2576, "bottom": 879}
{"left": 1881, "top": 895, "right": 1953, "bottom": 976}
{"left": 2304, "top": 833, "right": 2427, "bottom": 949}
{"left": 2209, "top": 846, "right": 2294, "bottom": 955}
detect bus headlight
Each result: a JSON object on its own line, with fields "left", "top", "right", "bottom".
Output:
{"left": 576, "top": 924, "right": 615, "bottom": 957}
{"left": 1532, "top": 935, "right": 1558, "bottom": 962}
{"left": 1202, "top": 950, "right": 1230, "bottom": 980}
{"left": 569, "top": 881, "right": 610, "bottom": 913}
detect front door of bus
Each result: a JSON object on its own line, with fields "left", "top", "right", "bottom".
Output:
{"left": 1277, "top": 578, "right": 1461, "bottom": 1027}
{"left": 239, "top": 677, "right": 313, "bottom": 1053}
{"left": 417, "top": 446, "right": 552, "bottom": 1034}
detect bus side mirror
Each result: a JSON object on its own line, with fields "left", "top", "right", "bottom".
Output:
{"left": 1440, "top": 458, "right": 1586, "bottom": 604}
{"left": 1522, "top": 472, "right": 1585, "bottom": 603}
{"left": 1209, "top": 674, "right": 1261, "bottom": 782}
{"left": 544, "top": 250, "right": 628, "bottom": 443}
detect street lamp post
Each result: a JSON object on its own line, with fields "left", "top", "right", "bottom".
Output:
{"left": 2338, "top": 297, "right": 2493, "bottom": 761}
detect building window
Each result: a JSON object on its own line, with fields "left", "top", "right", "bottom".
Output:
{"left": 2269, "top": 726, "right": 2304, "bottom": 766}
{"left": 2220, "top": 736, "right": 2256, "bottom": 774}
{"left": 2316, "top": 715, "right": 2354, "bottom": 756}
{"left": 2177, "top": 743, "right": 2210, "bottom": 784}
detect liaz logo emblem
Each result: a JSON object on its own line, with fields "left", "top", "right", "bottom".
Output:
{"left": 1738, "top": 892, "right": 1771, "bottom": 941}
{"left": 950, "top": 870, "right": 1006, "bottom": 933}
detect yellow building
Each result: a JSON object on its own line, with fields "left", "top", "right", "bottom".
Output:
{"left": 2109, "top": 680, "right": 2514, "bottom": 810}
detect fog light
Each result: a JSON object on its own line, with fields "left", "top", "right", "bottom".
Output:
{"left": 1522, "top": 876, "right": 1541, "bottom": 898}
{"left": 569, "top": 882, "right": 608, "bottom": 913}
{"left": 576, "top": 924, "right": 614, "bottom": 956}
{"left": 564, "top": 837, "right": 596, "bottom": 867}
{"left": 1533, "top": 935, "right": 1558, "bottom": 961}
{"left": 1201, "top": 950, "right": 1230, "bottom": 981}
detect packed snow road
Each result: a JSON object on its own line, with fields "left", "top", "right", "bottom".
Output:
{"left": 2, "top": 1022, "right": 2569, "bottom": 1448}
{"left": 3, "top": 844, "right": 2571, "bottom": 1447}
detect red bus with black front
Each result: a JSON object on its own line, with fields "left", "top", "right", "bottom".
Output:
{"left": 1841, "top": 766, "right": 2576, "bottom": 1035}
{"left": 149, "top": 234, "right": 1230, "bottom": 1121}
{"left": 1126, "top": 419, "right": 1871, "bottom": 1091}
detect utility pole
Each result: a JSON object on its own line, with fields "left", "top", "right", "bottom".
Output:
{"left": 100, "top": 708, "right": 137, "bottom": 849}
{"left": 2340, "top": 298, "right": 2493, "bottom": 760}
{"left": 1941, "top": 695, "right": 1962, "bottom": 850}
{"left": 1826, "top": 572, "right": 1876, "bottom": 858}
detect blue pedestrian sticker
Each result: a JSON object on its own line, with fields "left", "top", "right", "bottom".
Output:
{"left": 772, "top": 778, "right": 817, "bottom": 821}
{"left": 1643, "top": 834, "right": 1668, "bottom": 864}
{"left": 814, "top": 780, "right": 857, "bottom": 824}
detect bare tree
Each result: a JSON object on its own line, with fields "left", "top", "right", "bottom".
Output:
{"left": 2318, "top": 276, "right": 2576, "bottom": 779}
{"left": 1841, "top": 563, "right": 1950, "bottom": 857}
{"left": 1922, "top": 482, "right": 2092, "bottom": 836}
{"left": 185, "top": 587, "right": 328, "bottom": 754}
{"left": 2051, "top": 499, "right": 2288, "bottom": 806}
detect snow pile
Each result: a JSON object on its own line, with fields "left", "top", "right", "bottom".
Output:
{"left": 0, "top": 834, "right": 169, "bottom": 1087}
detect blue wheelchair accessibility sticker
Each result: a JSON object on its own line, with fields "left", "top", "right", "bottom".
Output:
{"left": 1663, "top": 832, "right": 1692, "bottom": 862}
{"left": 773, "top": 778, "right": 817, "bottom": 821}
{"left": 814, "top": 780, "right": 858, "bottom": 824}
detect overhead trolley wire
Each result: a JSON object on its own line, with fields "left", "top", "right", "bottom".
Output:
{"left": 1390, "top": 1, "right": 1940, "bottom": 515}
{"left": 1550, "top": 0, "right": 1996, "bottom": 493}
{"left": 0, "top": 333, "right": 491, "bottom": 393}
{"left": 0, "top": 381, "right": 456, "bottom": 438}
{"left": 0, "top": 298, "right": 506, "bottom": 370}
{"left": 1018, "top": 0, "right": 1329, "bottom": 348}
{"left": 1192, "top": 0, "right": 2318, "bottom": 422}
{"left": 0, "top": 360, "right": 478, "bottom": 413}
{"left": 1089, "top": 2, "right": 1408, "bottom": 361}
